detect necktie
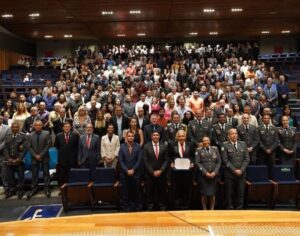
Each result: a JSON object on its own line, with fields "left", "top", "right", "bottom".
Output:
{"left": 153, "top": 125, "right": 156, "bottom": 132}
{"left": 222, "top": 124, "right": 225, "bottom": 132}
{"left": 181, "top": 143, "right": 185, "bottom": 157}
{"left": 266, "top": 125, "right": 269, "bottom": 132}
{"left": 229, "top": 118, "right": 231, "bottom": 125}
{"left": 245, "top": 125, "right": 248, "bottom": 132}
{"left": 36, "top": 133, "right": 40, "bottom": 150}
{"left": 65, "top": 133, "right": 69, "bottom": 144}
{"left": 128, "top": 145, "right": 132, "bottom": 155}
{"left": 206, "top": 147, "right": 210, "bottom": 154}
{"left": 234, "top": 143, "right": 237, "bottom": 150}
{"left": 154, "top": 144, "right": 159, "bottom": 160}
{"left": 86, "top": 135, "right": 91, "bottom": 149}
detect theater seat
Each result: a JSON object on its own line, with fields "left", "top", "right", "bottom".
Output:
{"left": 245, "top": 165, "right": 276, "bottom": 209}
{"left": 61, "top": 168, "right": 91, "bottom": 212}
{"left": 88, "top": 168, "right": 119, "bottom": 210}
{"left": 271, "top": 165, "right": 300, "bottom": 208}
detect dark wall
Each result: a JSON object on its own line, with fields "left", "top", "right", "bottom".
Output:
{"left": 0, "top": 32, "right": 35, "bottom": 56}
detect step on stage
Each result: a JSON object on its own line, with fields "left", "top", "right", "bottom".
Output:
{"left": 1, "top": 210, "right": 300, "bottom": 235}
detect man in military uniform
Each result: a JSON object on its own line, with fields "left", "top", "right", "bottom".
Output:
{"left": 212, "top": 113, "right": 232, "bottom": 150}
{"left": 3, "top": 122, "right": 27, "bottom": 199}
{"left": 188, "top": 109, "right": 211, "bottom": 148}
{"left": 164, "top": 111, "right": 187, "bottom": 147}
{"left": 278, "top": 116, "right": 297, "bottom": 165}
{"left": 257, "top": 114, "right": 278, "bottom": 178}
{"left": 237, "top": 114, "right": 259, "bottom": 164}
{"left": 222, "top": 128, "right": 250, "bottom": 210}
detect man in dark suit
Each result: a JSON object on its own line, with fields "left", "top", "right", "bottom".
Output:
{"left": 258, "top": 114, "right": 279, "bottom": 178}
{"left": 3, "top": 122, "right": 27, "bottom": 199}
{"left": 164, "top": 112, "right": 187, "bottom": 147}
{"left": 212, "top": 113, "right": 232, "bottom": 150}
{"left": 204, "top": 107, "right": 218, "bottom": 126}
{"left": 169, "top": 130, "right": 195, "bottom": 209}
{"left": 22, "top": 107, "right": 39, "bottom": 134}
{"left": 237, "top": 114, "right": 259, "bottom": 164}
{"left": 27, "top": 88, "right": 43, "bottom": 107}
{"left": 27, "top": 120, "right": 52, "bottom": 199}
{"left": 78, "top": 123, "right": 100, "bottom": 181}
{"left": 226, "top": 108, "right": 238, "bottom": 128}
{"left": 53, "top": 108, "right": 68, "bottom": 135}
{"left": 111, "top": 105, "right": 129, "bottom": 142}
{"left": 54, "top": 121, "right": 79, "bottom": 186}
{"left": 136, "top": 106, "right": 149, "bottom": 130}
{"left": 119, "top": 131, "right": 143, "bottom": 211}
{"left": 143, "top": 131, "right": 169, "bottom": 210}
{"left": 188, "top": 109, "right": 211, "bottom": 148}
{"left": 222, "top": 128, "right": 250, "bottom": 210}
{"left": 143, "top": 113, "right": 164, "bottom": 143}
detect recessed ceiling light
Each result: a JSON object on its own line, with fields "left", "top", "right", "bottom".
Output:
{"left": 137, "top": 33, "right": 146, "bottom": 36}
{"left": 281, "top": 30, "right": 291, "bottom": 34}
{"left": 269, "top": 11, "right": 277, "bottom": 15}
{"left": 64, "top": 34, "right": 72, "bottom": 38}
{"left": 209, "top": 32, "right": 218, "bottom": 35}
{"left": 203, "top": 8, "right": 215, "bottom": 13}
{"left": 101, "top": 11, "right": 114, "bottom": 15}
{"left": 29, "top": 13, "right": 40, "bottom": 17}
{"left": 231, "top": 8, "right": 243, "bottom": 12}
{"left": 117, "top": 34, "right": 126, "bottom": 37}
{"left": 261, "top": 31, "right": 270, "bottom": 34}
{"left": 129, "top": 10, "right": 141, "bottom": 14}
{"left": 44, "top": 35, "right": 53, "bottom": 38}
{"left": 65, "top": 16, "right": 73, "bottom": 19}
{"left": 1, "top": 14, "right": 13, "bottom": 18}
{"left": 189, "top": 32, "right": 198, "bottom": 36}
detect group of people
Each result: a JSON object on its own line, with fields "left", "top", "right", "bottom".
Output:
{"left": 0, "top": 42, "right": 297, "bottom": 212}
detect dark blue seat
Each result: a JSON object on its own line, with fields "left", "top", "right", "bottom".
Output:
{"left": 245, "top": 165, "right": 276, "bottom": 208}
{"left": 271, "top": 165, "right": 300, "bottom": 208}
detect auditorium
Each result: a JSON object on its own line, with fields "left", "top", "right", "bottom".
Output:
{"left": 0, "top": 1, "right": 300, "bottom": 235}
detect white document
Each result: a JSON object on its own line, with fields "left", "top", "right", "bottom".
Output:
{"left": 174, "top": 158, "right": 190, "bottom": 170}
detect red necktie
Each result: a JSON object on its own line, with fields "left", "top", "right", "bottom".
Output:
{"left": 86, "top": 135, "right": 91, "bottom": 149}
{"left": 155, "top": 144, "right": 159, "bottom": 160}
{"left": 181, "top": 143, "right": 185, "bottom": 158}
{"left": 65, "top": 134, "right": 69, "bottom": 144}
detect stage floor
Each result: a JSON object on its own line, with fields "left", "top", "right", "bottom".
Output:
{"left": 1, "top": 210, "right": 300, "bottom": 235}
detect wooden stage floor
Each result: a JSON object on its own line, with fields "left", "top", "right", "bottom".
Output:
{"left": 1, "top": 210, "right": 300, "bottom": 235}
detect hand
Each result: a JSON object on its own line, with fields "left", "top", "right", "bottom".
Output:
{"left": 12, "top": 159, "right": 20, "bottom": 165}
{"left": 205, "top": 172, "right": 212, "bottom": 178}
{"left": 235, "top": 169, "right": 242, "bottom": 176}
{"left": 127, "top": 169, "right": 134, "bottom": 176}
{"left": 35, "top": 155, "right": 42, "bottom": 161}
{"left": 247, "top": 147, "right": 253, "bottom": 152}
{"left": 170, "top": 163, "right": 175, "bottom": 169}
{"left": 190, "top": 163, "right": 194, "bottom": 169}
{"left": 106, "top": 157, "right": 112, "bottom": 163}
{"left": 153, "top": 170, "right": 162, "bottom": 177}
{"left": 283, "top": 148, "right": 290, "bottom": 154}
{"left": 266, "top": 149, "right": 272, "bottom": 154}
{"left": 210, "top": 172, "right": 216, "bottom": 178}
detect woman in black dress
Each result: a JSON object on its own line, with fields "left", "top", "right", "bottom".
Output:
{"left": 195, "top": 136, "right": 221, "bottom": 210}
{"left": 122, "top": 117, "right": 144, "bottom": 146}
{"left": 94, "top": 110, "right": 107, "bottom": 140}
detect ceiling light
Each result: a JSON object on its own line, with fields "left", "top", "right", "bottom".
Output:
{"left": 231, "top": 8, "right": 243, "bottom": 12}
{"left": 203, "top": 8, "right": 215, "bottom": 13}
{"left": 117, "top": 34, "right": 126, "bottom": 37}
{"left": 44, "top": 35, "right": 53, "bottom": 38}
{"left": 261, "top": 31, "right": 270, "bottom": 34}
{"left": 129, "top": 10, "right": 141, "bottom": 14}
{"left": 189, "top": 32, "right": 198, "bottom": 36}
{"left": 29, "top": 13, "right": 40, "bottom": 17}
{"left": 281, "top": 30, "right": 291, "bottom": 34}
{"left": 101, "top": 11, "right": 114, "bottom": 15}
{"left": 65, "top": 16, "right": 73, "bottom": 19}
{"left": 209, "top": 32, "right": 218, "bottom": 35}
{"left": 64, "top": 34, "right": 72, "bottom": 38}
{"left": 1, "top": 14, "right": 13, "bottom": 18}
{"left": 137, "top": 33, "right": 146, "bottom": 36}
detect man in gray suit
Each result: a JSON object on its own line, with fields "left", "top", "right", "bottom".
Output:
{"left": 0, "top": 116, "right": 10, "bottom": 196}
{"left": 222, "top": 128, "right": 250, "bottom": 210}
{"left": 27, "top": 120, "right": 52, "bottom": 199}
{"left": 78, "top": 123, "right": 100, "bottom": 181}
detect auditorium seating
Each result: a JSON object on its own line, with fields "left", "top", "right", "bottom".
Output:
{"left": 245, "top": 165, "right": 276, "bottom": 209}
{"left": 61, "top": 168, "right": 91, "bottom": 212}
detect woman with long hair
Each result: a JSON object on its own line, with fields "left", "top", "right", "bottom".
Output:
{"left": 12, "top": 103, "right": 30, "bottom": 131}
{"left": 123, "top": 117, "right": 144, "bottom": 146}
{"left": 0, "top": 100, "right": 16, "bottom": 119}
{"left": 164, "top": 97, "right": 176, "bottom": 121}
{"left": 73, "top": 105, "right": 91, "bottom": 135}
{"left": 182, "top": 111, "right": 195, "bottom": 126}
{"left": 278, "top": 105, "right": 298, "bottom": 127}
{"left": 94, "top": 110, "right": 107, "bottom": 139}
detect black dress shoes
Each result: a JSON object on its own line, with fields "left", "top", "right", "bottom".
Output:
{"left": 17, "top": 190, "right": 24, "bottom": 199}
{"left": 27, "top": 188, "right": 38, "bottom": 200}
{"left": 45, "top": 189, "right": 51, "bottom": 198}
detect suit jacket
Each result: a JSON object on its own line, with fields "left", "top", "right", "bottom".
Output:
{"left": 53, "top": 117, "right": 67, "bottom": 135}
{"left": 28, "top": 130, "right": 52, "bottom": 164}
{"left": 111, "top": 116, "right": 129, "bottom": 135}
{"left": 188, "top": 119, "right": 211, "bottom": 147}
{"left": 143, "top": 123, "right": 164, "bottom": 143}
{"left": 164, "top": 123, "right": 187, "bottom": 145}
{"left": 101, "top": 134, "right": 120, "bottom": 160}
{"left": 55, "top": 131, "right": 79, "bottom": 166}
{"left": 137, "top": 116, "right": 150, "bottom": 130}
{"left": 0, "top": 124, "right": 9, "bottom": 158}
{"left": 4, "top": 132, "right": 27, "bottom": 161}
{"left": 257, "top": 125, "right": 278, "bottom": 151}
{"left": 170, "top": 141, "right": 195, "bottom": 164}
{"left": 237, "top": 124, "right": 259, "bottom": 149}
{"left": 212, "top": 123, "right": 232, "bottom": 148}
{"left": 245, "top": 98, "right": 260, "bottom": 117}
{"left": 143, "top": 142, "right": 169, "bottom": 175}
{"left": 278, "top": 127, "right": 297, "bottom": 152}
{"left": 204, "top": 116, "right": 218, "bottom": 126}
{"left": 78, "top": 134, "right": 100, "bottom": 165}
{"left": 226, "top": 117, "right": 238, "bottom": 128}
{"left": 221, "top": 141, "right": 250, "bottom": 176}
{"left": 22, "top": 115, "right": 38, "bottom": 134}
{"left": 195, "top": 146, "right": 221, "bottom": 175}
{"left": 27, "top": 95, "right": 43, "bottom": 106}
{"left": 118, "top": 142, "right": 142, "bottom": 176}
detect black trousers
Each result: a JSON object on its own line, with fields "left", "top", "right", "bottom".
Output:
{"left": 146, "top": 174, "right": 167, "bottom": 210}
{"left": 58, "top": 163, "right": 78, "bottom": 186}
{"left": 6, "top": 163, "right": 24, "bottom": 191}
{"left": 257, "top": 151, "right": 275, "bottom": 178}
{"left": 120, "top": 173, "right": 141, "bottom": 210}
{"left": 224, "top": 171, "right": 245, "bottom": 209}
{"left": 31, "top": 161, "right": 50, "bottom": 190}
